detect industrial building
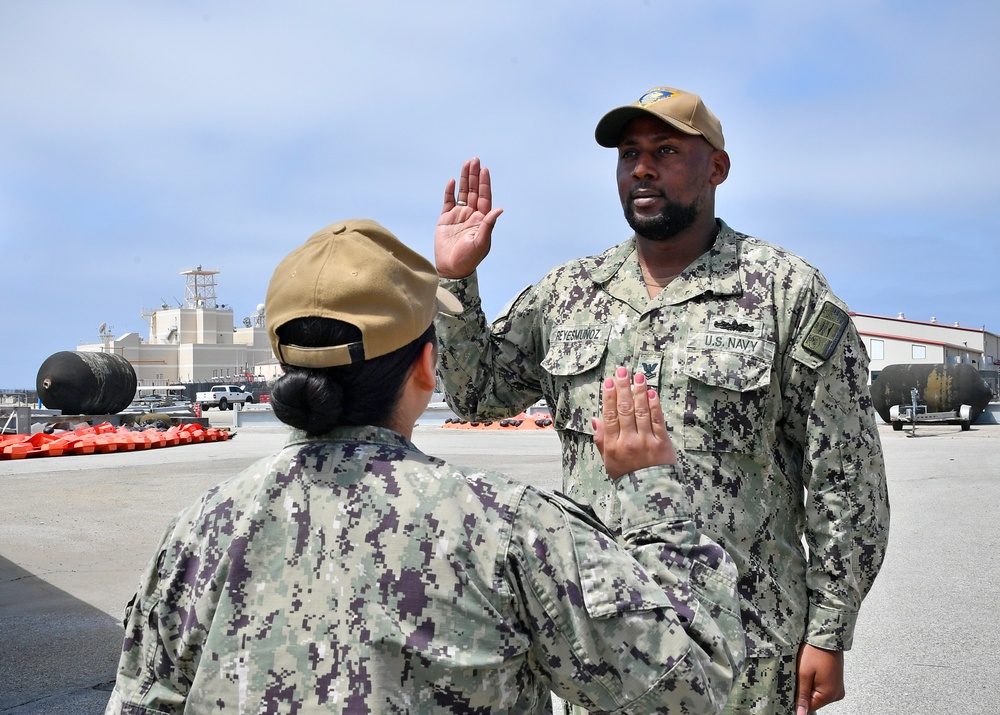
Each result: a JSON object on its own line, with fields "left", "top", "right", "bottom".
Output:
{"left": 75, "top": 267, "right": 281, "bottom": 387}
{"left": 852, "top": 312, "right": 1000, "bottom": 394}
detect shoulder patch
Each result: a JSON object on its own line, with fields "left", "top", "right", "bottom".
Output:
{"left": 802, "top": 300, "right": 850, "bottom": 360}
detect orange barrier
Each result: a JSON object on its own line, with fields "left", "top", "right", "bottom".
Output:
{"left": 441, "top": 412, "right": 554, "bottom": 431}
{"left": 0, "top": 421, "right": 232, "bottom": 460}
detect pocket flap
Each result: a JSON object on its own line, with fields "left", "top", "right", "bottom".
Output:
{"left": 541, "top": 324, "right": 610, "bottom": 377}
{"left": 683, "top": 334, "right": 774, "bottom": 392}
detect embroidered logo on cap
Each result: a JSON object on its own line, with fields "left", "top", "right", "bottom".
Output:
{"left": 638, "top": 89, "right": 675, "bottom": 106}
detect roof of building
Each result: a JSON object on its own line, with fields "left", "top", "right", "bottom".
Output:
{"left": 850, "top": 312, "right": 987, "bottom": 334}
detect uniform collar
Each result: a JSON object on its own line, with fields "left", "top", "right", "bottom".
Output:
{"left": 582, "top": 219, "right": 744, "bottom": 308}
{"left": 285, "top": 424, "right": 417, "bottom": 452}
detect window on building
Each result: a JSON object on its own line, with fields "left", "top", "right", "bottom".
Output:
{"left": 912, "top": 344, "right": 926, "bottom": 360}
{"left": 870, "top": 339, "right": 884, "bottom": 360}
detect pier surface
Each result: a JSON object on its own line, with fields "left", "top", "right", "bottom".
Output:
{"left": 2, "top": 418, "right": 998, "bottom": 715}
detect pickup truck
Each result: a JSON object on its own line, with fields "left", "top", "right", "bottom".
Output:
{"left": 196, "top": 385, "right": 255, "bottom": 411}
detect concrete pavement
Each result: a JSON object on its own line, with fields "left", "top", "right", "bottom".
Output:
{"left": 1, "top": 418, "right": 997, "bottom": 714}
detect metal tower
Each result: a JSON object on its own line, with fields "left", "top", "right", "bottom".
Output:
{"left": 181, "top": 265, "right": 219, "bottom": 309}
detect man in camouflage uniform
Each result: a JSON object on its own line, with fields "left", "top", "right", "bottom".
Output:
{"left": 433, "top": 87, "right": 890, "bottom": 714}
{"left": 104, "top": 218, "right": 745, "bottom": 714}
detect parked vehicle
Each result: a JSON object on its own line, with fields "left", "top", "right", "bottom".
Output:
{"left": 119, "top": 386, "right": 196, "bottom": 420}
{"left": 195, "top": 385, "right": 255, "bottom": 411}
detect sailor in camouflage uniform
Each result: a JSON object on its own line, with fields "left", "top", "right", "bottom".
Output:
{"left": 433, "top": 88, "right": 890, "bottom": 714}
{"left": 105, "top": 218, "right": 745, "bottom": 714}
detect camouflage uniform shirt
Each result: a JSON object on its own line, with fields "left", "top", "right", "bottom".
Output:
{"left": 105, "top": 425, "right": 744, "bottom": 714}
{"left": 435, "top": 221, "right": 890, "bottom": 658}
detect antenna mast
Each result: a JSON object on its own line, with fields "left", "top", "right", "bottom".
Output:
{"left": 180, "top": 265, "right": 219, "bottom": 309}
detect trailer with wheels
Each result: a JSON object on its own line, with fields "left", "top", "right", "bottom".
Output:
{"left": 888, "top": 387, "right": 974, "bottom": 433}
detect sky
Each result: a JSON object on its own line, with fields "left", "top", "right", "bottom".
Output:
{"left": 1, "top": 0, "right": 998, "bottom": 390}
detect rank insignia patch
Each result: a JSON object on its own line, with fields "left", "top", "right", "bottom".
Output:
{"left": 803, "top": 301, "right": 850, "bottom": 360}
{"left": 635, "top": 353, "right": 662, "bottom": 386}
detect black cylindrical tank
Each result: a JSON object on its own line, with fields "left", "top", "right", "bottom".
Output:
{"left": 36, "top": 351, "right": 137, "bottom": 415}
{"left": 870, "top": 363, "right": 993, "bottom": 423}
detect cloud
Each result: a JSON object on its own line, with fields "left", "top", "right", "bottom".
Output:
{"left": 1, "top": 0, "right": 998, "bottom": 388}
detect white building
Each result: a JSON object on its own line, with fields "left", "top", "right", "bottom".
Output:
{"left": 77, "top": 267, "right": 282, "bottom": 387}
{"left": 851, "top": 312, "right": 1000, "bottom": 392}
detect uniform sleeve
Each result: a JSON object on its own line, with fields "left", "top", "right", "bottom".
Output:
{"left": 105, "top": 522, "right": 191, "bottom": 715}
{"left": 505, "top": 466, "right": 745, "bottom": 714}
{"left": 434, "top": 272, "right": 546, "bottom": 419}
{"left": 783, "top": 276, "right": 891, "bottom": 651}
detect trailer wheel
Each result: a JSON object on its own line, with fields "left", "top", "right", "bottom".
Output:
{"left": 961, "top": 422, "right": 971, "bottom": 431}
{"left": 892, "top": 422, "right": 903, "bottom": 431}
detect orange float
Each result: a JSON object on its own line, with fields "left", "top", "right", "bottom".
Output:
{"left": 0, "top": 420, "right": 232, "bottom": 460}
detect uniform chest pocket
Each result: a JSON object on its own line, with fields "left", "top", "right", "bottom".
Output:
{"left": 540, "top": 325, "right": 610, "bottom": 435}
{"left": 680, "top": 344, "right": 773, "bottom": 455}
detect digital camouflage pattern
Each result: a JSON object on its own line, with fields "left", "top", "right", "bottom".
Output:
{"left": 105, "top": 425, "right": 745, "bottom": 714}
{"left": 435, "top": 220, "right": 890, "bottom": 660}
{"left": 717, "top": 655, "right": 797, "bottom": 715}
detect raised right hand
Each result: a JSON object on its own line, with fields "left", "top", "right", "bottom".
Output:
{"left": 435, "top": 157, "right": 504, "bottom": 279}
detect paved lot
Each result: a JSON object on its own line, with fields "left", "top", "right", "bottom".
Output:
{"left": 1, "top": 418, "right": 997, "bottom": 714}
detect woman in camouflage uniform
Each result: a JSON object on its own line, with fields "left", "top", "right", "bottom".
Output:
{"left": 104, "top": 218, "right": 744, "bottom": 715}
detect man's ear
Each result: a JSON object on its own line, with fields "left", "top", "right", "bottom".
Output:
{"left": 709, "top": 149, "right": 731, "bottom": 186}
{"left": 412, "top": 341, "right": 438, "bottom": 392}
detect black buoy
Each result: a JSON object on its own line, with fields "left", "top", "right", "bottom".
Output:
{"left": 870, "top": 363, "right": 993, "bottom": 424}
{"left": 36, "top": 351, "right": 138, "bottom": 415}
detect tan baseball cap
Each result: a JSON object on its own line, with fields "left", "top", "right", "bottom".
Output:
{"left": 595, "top": 86, "right": 725, "bottom": 150}
{"left": 265, "top": 218, "right": 462, "bottom": 368}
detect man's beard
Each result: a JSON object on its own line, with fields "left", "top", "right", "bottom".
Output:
{"left": 624, "top": 194, "right": 700, "bottom": 242}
